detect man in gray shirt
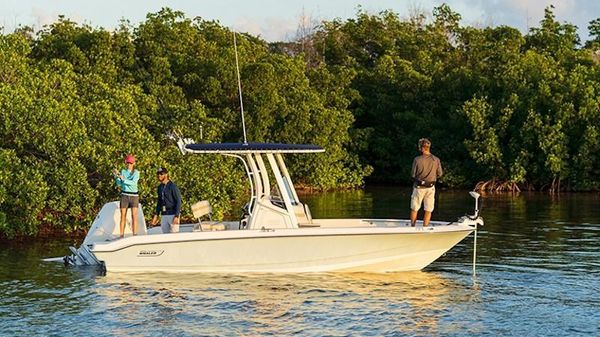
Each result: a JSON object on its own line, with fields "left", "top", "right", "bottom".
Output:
{"left": 410, "top": 138, "right": 443, "bottom": 226}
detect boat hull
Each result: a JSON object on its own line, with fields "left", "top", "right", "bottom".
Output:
{"left": 92, "top": 226, "right": 473, "bottom": 273}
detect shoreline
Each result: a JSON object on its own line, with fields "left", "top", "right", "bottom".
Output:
{"left": 2, "top": 187, "right": 598, "bottom": 241}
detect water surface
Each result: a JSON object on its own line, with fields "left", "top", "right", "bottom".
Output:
{"left": 1, "top": 188, "right": 599, "bottom": 336}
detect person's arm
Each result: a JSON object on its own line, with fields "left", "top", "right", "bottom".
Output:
{"left": 121, "top": 170, "right": 139, "bottom": 186}
{"left": 411, "top": 158, "right": 417, "bottom": 179}
{"left": 114, "top": 176, "right": 122, "bottom": 188}
{"left": 172, "top": 183, "right": 182, "bottom": 217}
{"left": 437, "top": 158, "right": 443, "bottom": 179}
{"left": 113, "top": 169, "right": 123, "bottom": 188}
{"left": 171, "top": 183, "right": 182, "bottom": 225}
{"left": 155, "top": 185, "right": 162, "bottom": 216}
{"left": 151, "top": 186, "right": 162, "bottom": 226}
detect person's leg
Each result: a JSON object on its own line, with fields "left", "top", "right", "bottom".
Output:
{"left": 130, "top": 196, "right": 139, "bottom": 235}
{"left": 410, "top": 210, "right": 418, "bottom": 226}
{"left": 119, "top": 208, "right": 127, "bottom": 237}
{"left": 118, "top": 195, "right": 128, "bottom": 237}
{"left": 131, "top": 207, "right": 138, "bottom": 235}
{"left": 423, "top": 211, "right": 432, "bottom": 226}
{"left": 160, "top": 216, "right": 169, "bottom": 233}
{"left": 410, "top": 187, "right": 424, "bottom": 226}
{"left": 423, "top": 187, "right": 435, "bottom": 226}
{"left": 161, "top": 215, "right": 175, "bottom": 233}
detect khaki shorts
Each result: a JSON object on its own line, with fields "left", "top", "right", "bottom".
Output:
{"left": 410, "top": 186, "right": 435, "bottom": 212}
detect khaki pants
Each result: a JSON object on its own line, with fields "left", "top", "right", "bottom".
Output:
{"left": 410, "top": 186, "right": 435, "bottom": 212}
{"left": 161, "top": 215, "right": 180, "bottom": 233}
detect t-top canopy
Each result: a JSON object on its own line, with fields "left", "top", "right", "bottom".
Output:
{"left": 184, "top": 142, "right": 325, "bottom": 154}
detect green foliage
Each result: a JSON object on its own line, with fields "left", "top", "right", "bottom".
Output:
{"left": 1, "top": 5, "right": 600, "bottom": 237}
{"left": 461, "top": 97, "right": 504, "bottom": 177}
{"left": 0, "top": 149, "right": 48, "bottom": 237}
{"left": 310, "top": 5, "right": 600, "bottom": 191}
{"left": 0, "top": 8, "right": 372, "bottom": 237}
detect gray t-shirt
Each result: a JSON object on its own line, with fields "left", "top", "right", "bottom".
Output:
{"left": 411, "top": 154, "right": 443, "bottom": 183}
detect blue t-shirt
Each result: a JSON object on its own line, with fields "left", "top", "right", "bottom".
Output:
{"left": 115, "top": 169, "right": 139, "bottom": 195}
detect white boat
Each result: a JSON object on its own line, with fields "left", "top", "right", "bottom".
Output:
{"left": 61, "top": 142, "right": 483, "bottom": 273}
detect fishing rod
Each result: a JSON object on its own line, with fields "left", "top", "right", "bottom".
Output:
{"left": 233, "top": 31, "right": 248, "bottom": 145}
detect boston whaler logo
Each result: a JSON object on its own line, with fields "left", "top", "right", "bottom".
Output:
{"left": 138, "top": 249, "right": 164, "bottom": 257}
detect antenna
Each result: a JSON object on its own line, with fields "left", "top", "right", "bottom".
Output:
{"left": 233, "top": 31, "right": 248, "bottom": 145}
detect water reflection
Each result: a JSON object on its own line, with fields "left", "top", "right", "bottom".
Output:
{"left": 94, "top": 271, "right": 474, "bottom": 336}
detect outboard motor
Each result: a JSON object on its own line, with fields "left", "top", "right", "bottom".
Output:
{"left": 64, "top": 201, "right": 147, "bottom": 266}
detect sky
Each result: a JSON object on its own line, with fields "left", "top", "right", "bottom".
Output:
{"left": 1, "top": 0, "right": 599, "bottom": 43}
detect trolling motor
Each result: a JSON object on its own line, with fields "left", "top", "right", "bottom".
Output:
{"left": 469, "top": 191, "right": 481, "bottom": 219}
{"left": 468, "top": 191, "right": 483, "bottom": 275}
{"left": 453, "top": 191, "right": 484, "bottom": 274}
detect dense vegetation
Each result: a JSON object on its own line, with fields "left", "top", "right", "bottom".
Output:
{"left": 0, "top": 5, "right": 599, "bottom": 237}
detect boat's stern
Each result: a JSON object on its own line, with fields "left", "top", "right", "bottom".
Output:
{"left": 64, "top": 201, "right": 147, "bottom": 267}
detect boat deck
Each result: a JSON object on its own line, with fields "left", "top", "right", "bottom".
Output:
{"left": 145, "top": 218, "right": 451, "bottom": 235}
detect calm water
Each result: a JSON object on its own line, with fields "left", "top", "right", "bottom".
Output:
{"left": 1, "top": 188, "right": 599, "bottom": 336}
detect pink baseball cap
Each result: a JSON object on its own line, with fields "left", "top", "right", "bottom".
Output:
{"left": 124, "top": 154, "right": 136, "bottom": 164}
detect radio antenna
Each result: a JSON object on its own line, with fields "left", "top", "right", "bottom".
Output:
{"left": 233, "top": 31, "right": 248, "bottom": 145}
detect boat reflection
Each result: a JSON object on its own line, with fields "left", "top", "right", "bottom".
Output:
{"left": 91, "top": 271, "right": 475, "bottom": 336}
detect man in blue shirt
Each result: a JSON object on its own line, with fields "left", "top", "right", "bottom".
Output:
{"left": 150, "top": 167, "right": 183, "bottom": 233}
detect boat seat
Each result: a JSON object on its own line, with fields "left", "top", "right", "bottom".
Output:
{"left": 191, "top": 200, "right": 212, "bottom": 231}
{"left": 191, "top": 200, "right": 228, "bottom": 231}
{"left": 200, "top": 223, "right": 228, "bottom": 231}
